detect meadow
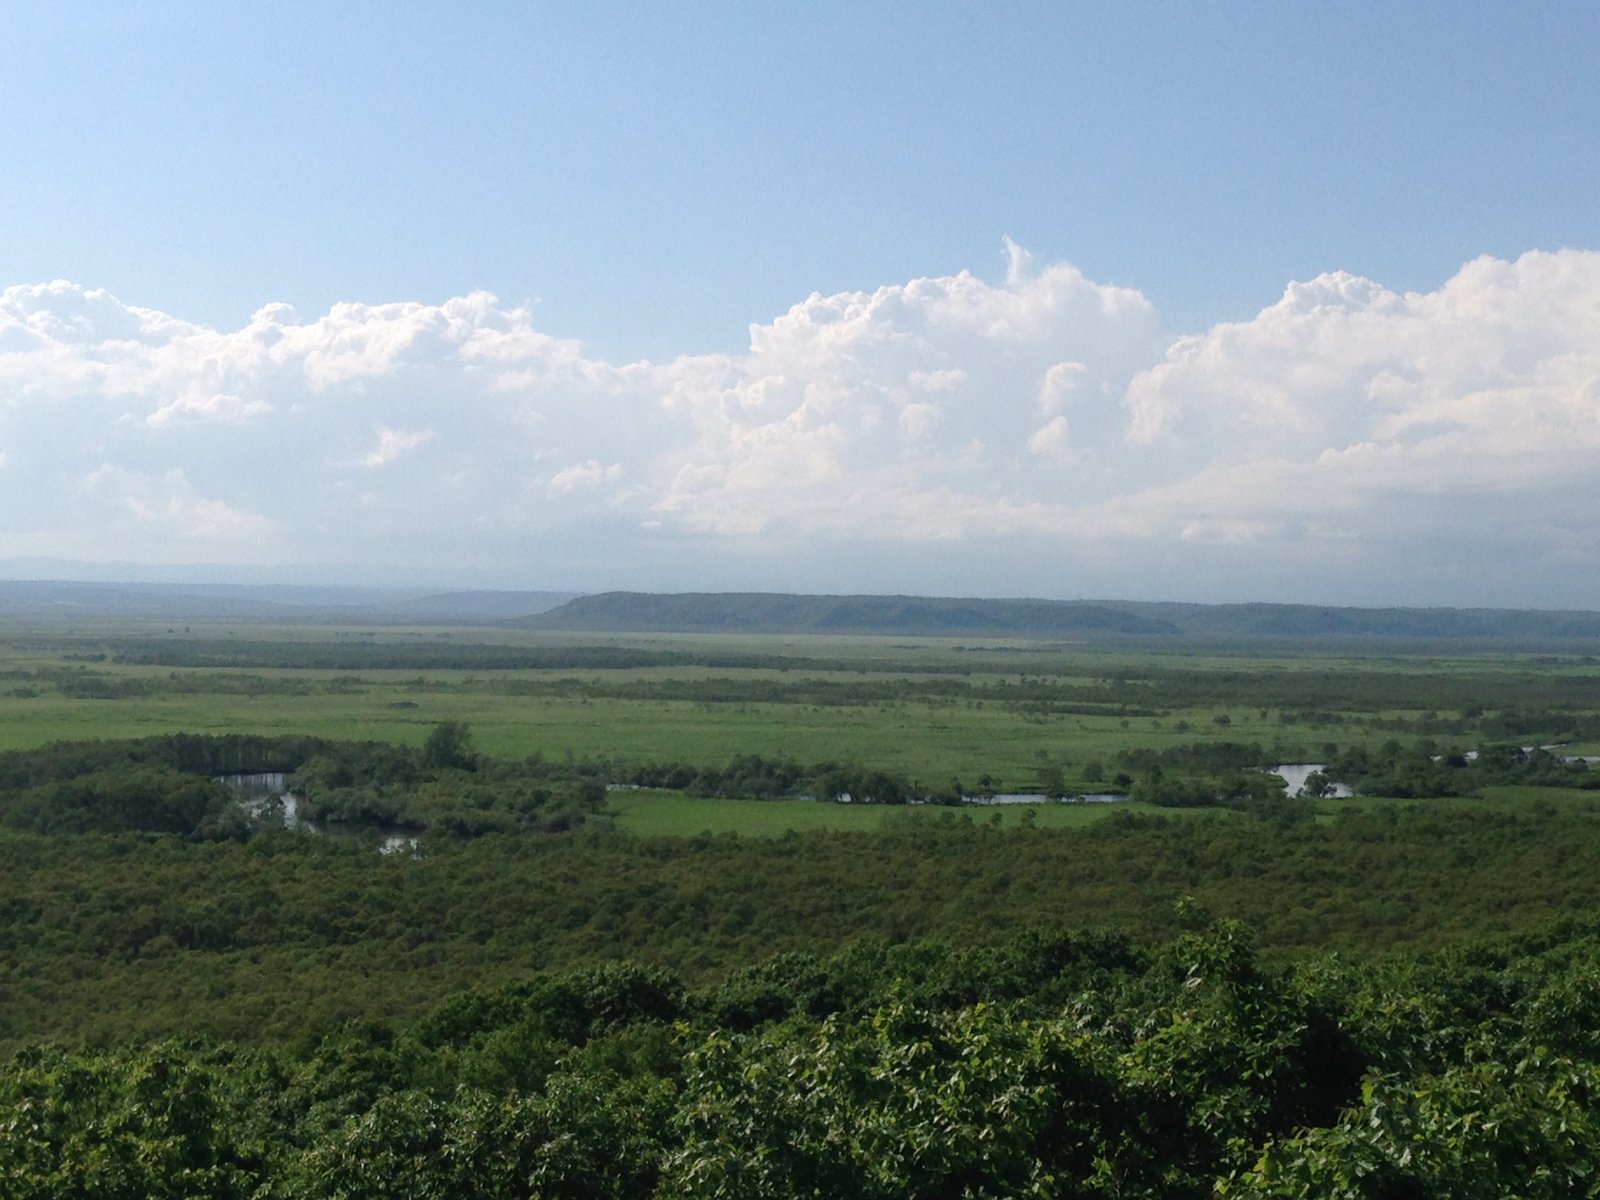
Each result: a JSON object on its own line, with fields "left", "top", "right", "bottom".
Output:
{"left": 5, "top": 615, "right": 1594, "bottom": 798}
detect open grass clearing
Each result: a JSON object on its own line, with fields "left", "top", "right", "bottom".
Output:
{"left": 0, "top": 685, "right": 1340, "bottom": 791}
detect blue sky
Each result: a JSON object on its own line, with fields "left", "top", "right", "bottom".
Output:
{"left": 3, "top": 3, "right": 1599, "bottom": 605}
{"left": 9, "top": 2, "right": 1595, "bottom": 354}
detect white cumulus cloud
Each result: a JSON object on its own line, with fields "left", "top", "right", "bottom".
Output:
{"left": 359, "top": 427, "right": 435, "bottom": 468}
{"left": 1, "top": 245, "right": 1598, "bottom": 604}
{"left": 147, "top": 392, "right": 273, "bottom": 428}
{"left": 548, "top": 460, "right": 624, "bottom": 496}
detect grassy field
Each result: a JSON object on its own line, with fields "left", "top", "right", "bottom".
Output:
{"left": 0, "top": 683, "right": 1270, "bottom": 785}
{"left": 3, "top": 617, "right": 1597, "bottom": 794}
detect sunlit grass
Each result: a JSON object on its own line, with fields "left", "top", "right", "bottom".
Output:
{"left": 2, "top": 619, "right": 1595, "bottom": 794}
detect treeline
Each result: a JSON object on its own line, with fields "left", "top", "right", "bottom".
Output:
{"left": 1291, "top": 704, "right": 1600, "bottom": 744}
{"left": 9, "top": 665, "right": 317, "bottom": 700}
{"left": 1115, "top": 741, "right": 1322, "bottom": 812}
{"left": 0, "top": 734, "right": 329, "bottom": 838}
{"left": 1116, "top": 740, "right": 1276, "bottom": 776}
{"left": 9, "top": 919, "right": 1600, "bottom": 1197}
{"left": 0, "top": 732, "right": 332, "bottom": 787}
{"left": 1322, "top": 739, "right": 1598, "bottom": 798}
{"left": 0, "top": 733, "right": 948, "bottom": 845}
{"left": 93, "top": 637, "right": 946, "bottom": 674}
{"left": 0, "top": 731, "right": 607, "bottom": 842}
{"left": 620, "top": 754, "right": 923, "bottom": 804}
{"left": 1127, "top": 768, "right": 1292, "bottom": 813}
{"left": 1126, "top": 661, "right": 1600, "bottom": 713}
{"left": 496, "top": 673, "right": 1162, "bottom": 720}
{"left": 1110, "top": 738, "right": 1598, "bottom": 807}
{"left": 291, "top": 727, "right": 605, "bottom": 838}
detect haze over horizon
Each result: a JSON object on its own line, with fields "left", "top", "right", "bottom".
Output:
{"left": 3, "top": 4, "right": 1598, "bottom": 610}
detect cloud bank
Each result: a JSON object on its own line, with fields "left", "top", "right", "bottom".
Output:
{"left": 2, "top": 247, "right": 1598, "bottom": 606}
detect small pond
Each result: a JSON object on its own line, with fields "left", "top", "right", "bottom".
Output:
{"left": 1267, "top": 764, "right": 1353, "bottom": 798}
{"left": 216, "top": 773, "right": 419, "bottom": 854}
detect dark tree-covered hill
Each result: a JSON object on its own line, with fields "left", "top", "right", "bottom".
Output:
{"left": 519, "top": 592, "right": 1178, "bottom": 636}
{"left": 519, "top": 590, "right": 1600, "bottom": 644}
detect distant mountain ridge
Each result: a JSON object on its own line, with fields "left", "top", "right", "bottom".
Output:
{"left": 6, "top": 579, "right": 1599, "bottom": 644}
{"left": 521, "top": 591, "right": 1600, "bottom": 642}
{"left": 520, "top": 592, "right": 1178, "bottom": 636}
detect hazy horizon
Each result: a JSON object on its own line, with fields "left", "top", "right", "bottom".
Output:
{"left": 7, "top": 560, "right": 1600, "bottom": 617}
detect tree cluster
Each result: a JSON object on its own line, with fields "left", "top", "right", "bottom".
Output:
{"left": 8, "top": 921, "right": 1600, "bottom": 1197}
